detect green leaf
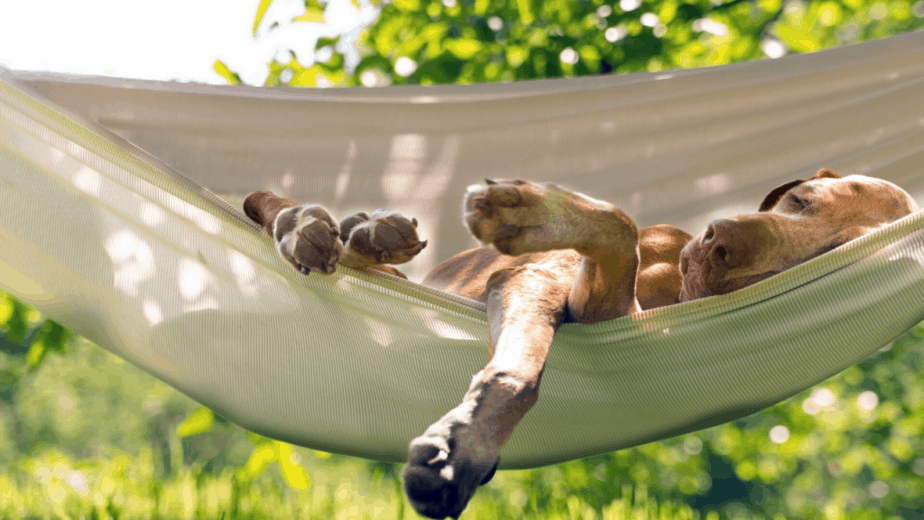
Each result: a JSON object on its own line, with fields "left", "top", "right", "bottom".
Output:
{"left": 506, "top": 46, "right": 528, "bottom": 68}
{"left": 421, "top": 22, "right": 449, "bottom": 43}
{"left": 316, "top": 36, "right": 341, "bottom": 51}
{"left": 578, "top": 45, "right": 601, "bottom": 71}
{"left": 240, "top": 444, "right": 276, "bottom": 479}
{"left": 25, "top": 341, "right": 46, "bottom": 370}
{"left": 416, "top": 53, "right": 464, "bottom": 82}
{"left": 355, "top": 55, "right": 393, "bottom": 76}
{"left": 393, "top": 0, "right": 421, "bottom": 12}
{"left": 175, "top": 407, "right": 215, "bottom": 437}
{"left": 38, "top": 320, "right": 72, "bottom": 354}
{"left": 293, "top": 7, "right": 325, "bottom": 23}
{"left": 516, "top": 0, "right": 535, "bottom": 25}
{"left": 289, "top": 67, "right": 319, "bottom": 87}
{"left": 277, "top": 442, "right": 310, "bottom": 490}
{"left": 777, "top": 25, "right": 821, "bottom": 53}
{"left": 253, "top": 0, "right": 275, "bottom": 35}
{"left": 318, "top": 52, "right": 346, "bottom": 70}
{"left": 213, "top": 60, "right": 242, "bottom": 85}
{"left": 2, "top": 297, "right": 28, "bottom": 345}
{"left": 445, "top": 38, "right": 483, "bottom": 59}
{"left": 247, "top": 431, "right": 273, "bottom": 445}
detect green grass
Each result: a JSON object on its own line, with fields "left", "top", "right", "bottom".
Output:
{"left": 0, "top": 457, "right": 705, "bottom": 520}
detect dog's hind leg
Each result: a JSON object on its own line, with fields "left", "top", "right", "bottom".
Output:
{"left": 403, "top": 260, "right": 570, "bottom": 519}
{"left": 463, "top": 179, "right": 642, "bottom": 322}
{"left": 243, "top": 191, "right": 426, "bottom": 278}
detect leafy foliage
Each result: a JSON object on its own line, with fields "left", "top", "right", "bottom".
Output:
{"left": 233, "top": 0, "right": 924, "bottom": 87}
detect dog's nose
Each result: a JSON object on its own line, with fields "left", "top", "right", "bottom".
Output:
{"left": 703, "top": 218, "right": 743, "bottom": 267}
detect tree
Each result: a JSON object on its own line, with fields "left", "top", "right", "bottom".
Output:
{"left": 218, "top": 0, "right": 924, "bottom": 87}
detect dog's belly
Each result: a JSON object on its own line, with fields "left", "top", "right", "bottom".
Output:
{"left": 423, "top": 224, "right": 690, "bottom": 311}
{"left": 423, "top": 248, "right": 580, "bottom": 303}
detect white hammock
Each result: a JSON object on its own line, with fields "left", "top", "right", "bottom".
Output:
{"left": 1, "top": 31, "right": 923, "bottom": 468}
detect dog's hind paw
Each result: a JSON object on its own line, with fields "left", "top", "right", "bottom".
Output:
{"left": 339, "top": 210, "right": 427, "bottom": 268}
{"left": 463, "top": 179, "right": 594, "bottom": 256}
{"left": 273, "top": 204, "right": 343, "bottom": 275}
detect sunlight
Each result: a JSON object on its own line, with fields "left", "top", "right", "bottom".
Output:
{"left": 419, "top": 309, "right": 478, "bottom": 340}
{"left": 178, "top": 257, "right": 209, "bottom": 301}
{"left": 395, "top": 57, "right": 418, "bottom": 77}
{"left": 605, "top": 25, "right": 627, "bottom": 42}
{"left": 769, "top": 425, "right": 790, "bottom": 444}
{"left": 812, "top": 387, "right": 836, "bottom": 407}
{"left": 801, "top": 396, "right": 820, "bottom": 415}
{"left": 692, "top": 18, "right": 729, "bottom": 37}
{"left": 67, "top": 471, "right": 89, "bottom": 496}
{"left": 140, "top": 202, "right": 165, "bottom": 226}
{"left": 281, "top": 171, "right": 296, "bottom": 189}
{"left": 364, "top": 316, "right": 393, "bottom": 347}
{"left": 228, "top": 249, "right": 260, "bottom": 298}
{"left": 381, "top": 133, "right": 426, "bottom": 202}
{"left": 161, "top": 193, "right": 223, "bottom": 235}
{"left": 856, "top": 390, "right": 878, "bottom": 411}
{"left": 334, "top": 140, "right": 358, "bottom": 203}
{"left": 694, "top": 173, "right": 730, "bottom": 195}
{"left": 104, "top": 229, "right": 155, "bottom": 298}
{"left": 324, "top": 0, "right": 362, "bottom": 34}
{"left": 72, "top": 167, "right": 101, "bottom": 196}
{"left": 761, "top": 39, "right": 788, "bottom": 58}
{"left": 619, "top": 0, "right": 640, "bottom": 12}
{"left": 142, "top": 299, "right": 163, "bottom": 326}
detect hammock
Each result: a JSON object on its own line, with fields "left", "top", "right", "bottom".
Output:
{"left": 1, "top": 31, "right": 923, "bottom": 469}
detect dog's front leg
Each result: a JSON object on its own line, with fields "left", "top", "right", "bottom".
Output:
{"left": 403, "top": 262, "right": 570, "bottom": 519}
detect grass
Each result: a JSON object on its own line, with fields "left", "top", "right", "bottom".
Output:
{"left": 0, "top": 453, "right": 708, "bottom": 520}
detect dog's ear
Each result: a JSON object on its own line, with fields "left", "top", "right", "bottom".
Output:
{"left": 758, "top": 169, "right": 843, "bottom": 212}
{"left": 759, "top": 179, "right": 806, "bottom": 212}
{"left": 813, "top": 167, "right": 841, "bottom": 180}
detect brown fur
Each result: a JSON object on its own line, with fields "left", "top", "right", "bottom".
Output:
{"left": 244, "top": 170, "right": 916, "bottom": 519}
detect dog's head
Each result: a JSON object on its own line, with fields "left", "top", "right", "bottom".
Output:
{"left": 679, "top": 169, "right": 917, "bottom": 301}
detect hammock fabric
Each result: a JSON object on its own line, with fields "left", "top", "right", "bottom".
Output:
{"left": 1, "top": 32, "right": 924, "bottom": 469}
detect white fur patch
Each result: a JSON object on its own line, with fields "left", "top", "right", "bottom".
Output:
{"left": 297, "top": 216, "right": 318, "bottom": 228}
{"left": 466, "top": 184, "right": 489, "bottom": 196}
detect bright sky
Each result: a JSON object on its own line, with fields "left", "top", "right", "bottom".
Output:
{"left": 0, "top": 0, "right": 374, "bottom": 85}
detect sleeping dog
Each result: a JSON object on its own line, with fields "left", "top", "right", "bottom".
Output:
{"left": 244, "top": 169, "right": 916, "bottom": 519}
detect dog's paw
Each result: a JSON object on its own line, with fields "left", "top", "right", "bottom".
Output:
{"left": 465, "top": 179, "right": 578, "bottom": 256}
{"left": 339, "top": 210, "right": 427, "bottom": 267}
{"left": 273, "top": 204, "right": 343, "bottom": 275}
{"left": 403, "top": 427, "right": 499, "bottom": 519}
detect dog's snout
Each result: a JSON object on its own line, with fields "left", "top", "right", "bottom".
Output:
{"left": 703, "top": 218, "right": 735, "bottom": 242}
{"left": 704, "top": 218, "right": 742, "bottom": 267}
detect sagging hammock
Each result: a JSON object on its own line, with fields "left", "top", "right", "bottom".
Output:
{"left": 1, "top": 31, "right": 924, "bottom": 470}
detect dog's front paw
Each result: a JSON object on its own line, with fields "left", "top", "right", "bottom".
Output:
{"left": 403, "top": 426, "right": 499, "bottom": 519}
{"left": 273, "top": 204, "right": 343, "bottom": 275}
{"left": 339, "top": 210, "right": 427, "bottom": 268}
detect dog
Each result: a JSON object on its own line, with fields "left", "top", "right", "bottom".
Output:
{"left": 243, "top": 168, "right": 916, "bottom": 519}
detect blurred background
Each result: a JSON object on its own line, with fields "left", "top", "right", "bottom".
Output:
{"left": 2, "top": 0, "right": 924, "bottom": 518}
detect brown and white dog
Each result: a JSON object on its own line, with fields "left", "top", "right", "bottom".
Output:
{"left": 243, "top": 169, "right": 916, "bottom": 519}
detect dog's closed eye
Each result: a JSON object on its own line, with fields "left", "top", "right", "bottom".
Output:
{"left": 788, "top": 193, "right": 810, "bottom": 211}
